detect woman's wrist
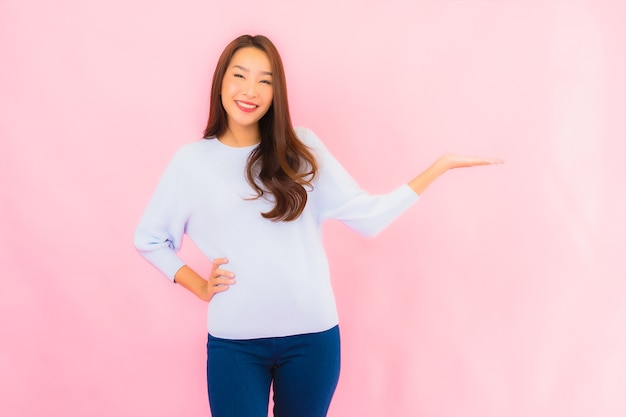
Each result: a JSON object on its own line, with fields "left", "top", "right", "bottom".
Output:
{"left": 174, "top": 265, "right": 210, "bottom": 301}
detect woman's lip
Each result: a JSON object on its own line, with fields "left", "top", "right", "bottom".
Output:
{"left": 235, "top": 100, "right": 258, "bottom": 113}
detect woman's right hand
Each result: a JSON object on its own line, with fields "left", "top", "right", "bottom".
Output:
{"left": 203, "top": 258, "right": 236, "bottom": 302}
{"left": 174, "top": 259, "right": 236, "bottom": 302}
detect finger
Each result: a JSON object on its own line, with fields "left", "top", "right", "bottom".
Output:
{"left": 215, "top": 276, "right": 236, "bottom": 285}
{"left": 212, "top": 258, "right": 229, "bottom": 267}
{"left": 210, "top": 278, "right": 236, "bottom": 294}
{"left": 463, "top": 157, "right": 504, "bottom": 166}
{"left": 214, "top": 268, "right": 235, "bottom": 279}
{"left": 209, "top": 273, "right": 236, "bottom": 285}
{"left": 212, "top": 284, "right": 231, "bottom": 294}
{"left": 211, "top": 258, "right": 234, "bottom": 276}
{"left": 211, "top": 278, "right": 236, "bottom": 287}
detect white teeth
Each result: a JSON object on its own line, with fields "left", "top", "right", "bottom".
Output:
{"left": 237, "top": 101, "right": 256, "bottom": 109}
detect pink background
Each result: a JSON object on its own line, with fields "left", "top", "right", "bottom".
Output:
{"left": 1, "top": 0, "right": 624, "bottom": 416}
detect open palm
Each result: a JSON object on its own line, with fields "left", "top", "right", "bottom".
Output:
{"left": 440, "top": 153, "right": 504, "bottom": 169}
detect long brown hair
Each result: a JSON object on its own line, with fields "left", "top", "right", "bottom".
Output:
{"left": 203, "top": 35, "right": 318, "bottom": 222}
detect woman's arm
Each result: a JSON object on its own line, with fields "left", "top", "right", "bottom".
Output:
{"left": 299, "top": 127, "right": 503, "bottom": 237}
{"left": 173, "top": 259, "right": 236, "bottom": 302}
{"left": 408, "top": 154, "right": 504, "bottom": 195}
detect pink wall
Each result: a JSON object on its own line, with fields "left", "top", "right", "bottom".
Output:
{"left": 1, "top": 1, "right": 624, "bottom": 416}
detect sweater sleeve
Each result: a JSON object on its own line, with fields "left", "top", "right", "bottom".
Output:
{"left": 299, "top": 127, "right": 420, "bottom": 237}
{"left": 133, "top": 147, "right": 191, "bottom": 281}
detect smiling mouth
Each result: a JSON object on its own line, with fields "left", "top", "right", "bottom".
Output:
{"left": 236, "top": 101, "right": 257, "bottom": 110}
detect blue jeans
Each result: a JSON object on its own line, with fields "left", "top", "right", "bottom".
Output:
{"left": 207, "top": 325, "right": 341, "bottom": 417}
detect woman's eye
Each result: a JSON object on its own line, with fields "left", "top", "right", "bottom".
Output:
{"left": 234, "top": 73, "right": 244, "bottom": 79}
{"left": 260, "top": 80, "right": 272, "bottom": 85}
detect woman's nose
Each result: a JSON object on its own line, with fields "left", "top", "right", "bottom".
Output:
{"left": 242, "top": 81, "right": 256, "bottom": 97}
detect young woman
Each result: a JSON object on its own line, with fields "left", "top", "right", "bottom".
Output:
{"left": 134, "top": 34, "right": 502, "bottom": 417}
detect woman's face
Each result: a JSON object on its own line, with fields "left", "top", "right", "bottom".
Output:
{"left": 221, "top": 47, "right": 274, "bottom": 132}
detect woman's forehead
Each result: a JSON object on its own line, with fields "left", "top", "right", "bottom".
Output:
{"left": 229, "top": 47, "right": 272, "bottom": 74}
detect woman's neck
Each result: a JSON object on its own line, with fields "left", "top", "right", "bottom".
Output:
{"left": 219, "top": 125, "right": 261, "bottom": 148}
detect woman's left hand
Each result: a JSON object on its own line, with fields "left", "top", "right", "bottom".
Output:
{"left": 437, "top": 154, "right": 504, "bottom": 170}
{"left": 408, "top": 154, "right": 504, "bottom": 195}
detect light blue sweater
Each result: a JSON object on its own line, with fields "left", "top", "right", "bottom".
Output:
{"left": 134, "top": 127, "right": 419, "bottom": 339}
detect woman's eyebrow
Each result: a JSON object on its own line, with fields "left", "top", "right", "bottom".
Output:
{"left": 232, "top": 64, "right": 272, "bottom": 76}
